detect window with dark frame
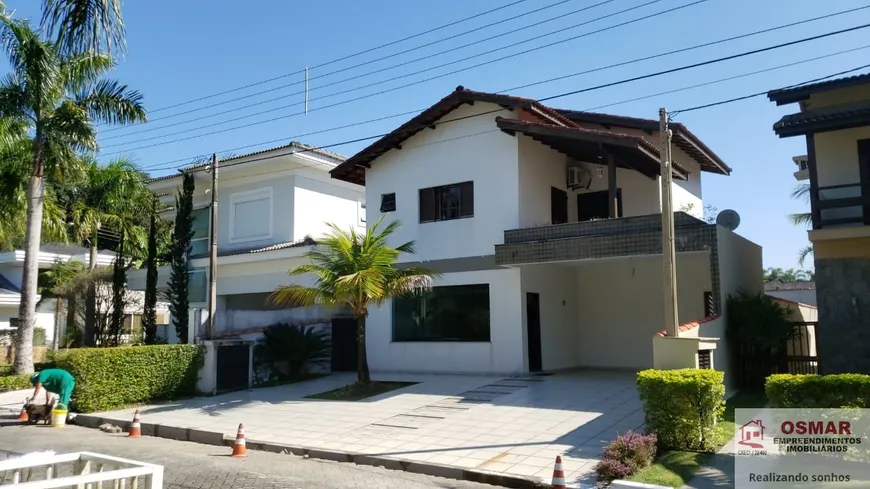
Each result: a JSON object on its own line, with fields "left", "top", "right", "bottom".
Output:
{"left": 698, "top": 350, "right": 712, "bottom": 369}
{"left": 380, "top": 193, "right": 396, "bottom": 212}
{"left": 393, "top": 284, "right": 490, "bottom": 342}
{"left": 703, "top": 291, "right": 715, "bottom": 317}
{"left": 419, "top": 181, "right": 474, "bottom": 222}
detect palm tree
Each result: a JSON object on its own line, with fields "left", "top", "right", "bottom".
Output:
{"left": 789, "top": 183, "right": 814, "bottom": 266}
{"left": 0, "top": 18, "right": 145, "bottom": 374}
{"left": 38, "top": 258, "right": 86, "bottom": 348}
{"left": 271, "top": 217, "right": 436, "bottom": 384}
{"left": 40, "top": 0, "right": 125, "bottom": 56}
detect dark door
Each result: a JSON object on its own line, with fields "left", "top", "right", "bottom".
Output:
{"left": 577, "top": 189, "right": 623, "bottom": 221}
{"left": 550, "top": 187, "right": 568, "bottom": 224}
{"left": 331, "top": 318, "right": 358, "bottom": 372}
{"left": 858, "top": 139, "right": 870, "bottom": 224}
{"left": 526, "top": 293, "right": 542, "bottom": 372}
{"left": 216, "top": 344, "right": 251, "bottom": 393}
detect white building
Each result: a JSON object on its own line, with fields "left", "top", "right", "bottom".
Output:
{"left": 328, "top": 87, "right": 762, "bottom": 387}
{"left": 0, "top": 244, "right": 115, "bottom": 346}
{"left": 129, "top": 142, "right": 365, "bottom": 347}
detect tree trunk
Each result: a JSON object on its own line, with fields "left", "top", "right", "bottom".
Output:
{"left": 52, "top": 298, "right": 61, "bottom": 350}
{"left": 66, "top": 296, "right": 76, "bottom": 347}
{"left": 356, "top": 314, "right": 370, "bottom": 384}
{"left": 84, "top": 230, "right": 98, "bottom": 346}
{"left": 13, "top": 174, "right": 45, "bottom": 374}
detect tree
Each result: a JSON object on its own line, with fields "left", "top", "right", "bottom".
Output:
{"left": 38, "top": 258, "right": 86, "bottom": 348}
{"left": 271, "top": 216, "right": 436, "bottom": 384}
{"left": 1, "top": 18, "right": 146, "bottom": 374}
{"left": 168, "top": 173, "right": 194, "bottom": 344}
{"left": 763, "top": 267, "right": 813, "bottom": 283}
{"left": 142, "top": 196, "right": 159, "bottom": 344}
{"left": 789, "top": 183, "right": 814, "bottom": 267}
{"left": 108, "top": 230, "right": 126, "bottom": 346}
{"left": 40, "top": 0, "right": 125, "bottom": 57}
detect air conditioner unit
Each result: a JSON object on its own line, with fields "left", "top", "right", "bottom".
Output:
{"left": 567, "top": 166, "right": 586, "bottom": 189}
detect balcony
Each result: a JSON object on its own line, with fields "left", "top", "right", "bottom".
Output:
{"left": 495, "top": 212, "right": 715, "bottom": 266}
{"left": 813, "top": 182, "right": 870, "bottom": 229}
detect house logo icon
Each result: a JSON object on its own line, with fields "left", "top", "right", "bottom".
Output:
{"left": 739, "top": 420, "right": 766, "bottom": 449}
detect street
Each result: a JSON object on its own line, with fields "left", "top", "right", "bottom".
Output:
{"left": 0, "top": 422, "right": 506, "bottom": 489}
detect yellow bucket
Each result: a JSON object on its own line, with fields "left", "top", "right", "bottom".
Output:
{"left": 51, "top": 409, "right": 67, "bottom": 428}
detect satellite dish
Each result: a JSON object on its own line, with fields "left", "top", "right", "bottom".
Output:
{"left": 716, "top": 209, "right": 741, "bottom": 231}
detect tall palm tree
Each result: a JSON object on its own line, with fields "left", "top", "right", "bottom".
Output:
{"left": 40, "top": 0, "right": 125, "bottom": 56}
{"left": 789, "top": 183, "right": 814, "bottom": 266}
{"left": 0, "top": 18, "right": 145, "bottom": 374}
{"left": 271, "top": 217, "right": 436, "bottom": 384}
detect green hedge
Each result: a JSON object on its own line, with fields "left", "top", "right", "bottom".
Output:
{"left": 766, "top": 374, "right": 870, "bottom": 408}
{"left": 637, "top": 369, "right": 726, "bottom": 451}
{"left": 0, "top": 373, "right": 32, "bottom": 392}
{"left": 55, "top": 345, "right": 204, "bottom": 413}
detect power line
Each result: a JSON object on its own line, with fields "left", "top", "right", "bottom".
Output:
{"left": 586, "top": 44, "right": 870, "bottom": 111}
{"left": 118, "top": 19, "right": 870, "bottom": 162}
{"left": 101, "top": 0, "right": 663, "bottom": 143}
{"left": 102, "top": 0, "right": 593, "bottom": 133}
{"left": 140, "top": 42, "right": 870, "bottom": 174}
{"left": 146, "top": 0, "right": 534, "bottom": 114}
{"left": 100, "top": 0, "right": 714, "bottom": 154}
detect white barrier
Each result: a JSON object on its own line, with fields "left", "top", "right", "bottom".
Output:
{"left": 0, "top": 451, "right": 163, "bottom": 488}
{"left": 610, "top": 480, "right": 670, "bottom": 489}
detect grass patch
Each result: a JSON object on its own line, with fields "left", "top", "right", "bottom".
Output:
{"left": 630, "top": 450, "right": 711, "bottom": 488}
{"left": 306, "top": 381, "right": 417, "bottom": 401}
{"left": 631, "top": 391, "right": 768, "bottom": 488}
{"left": 252, "top": 373, "right": 329, "bottom": 389}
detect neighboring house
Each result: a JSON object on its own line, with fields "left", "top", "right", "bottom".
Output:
{"left": 792, "top": 154, "right": 809, "bottom": 181}
{"left": 128, "top": 141, "right": 365, "bottom": 344}
{"left": 0, "top": 244, "right": 116, "bottom": 346}
{"left": 764, "top": 280, "right": 817, "bottom": 306}
{"left": 329, "top": 86, "right": 762, "bottom": 386}
{"left": 768, "top": 73, "right": 870, "bottom": 374}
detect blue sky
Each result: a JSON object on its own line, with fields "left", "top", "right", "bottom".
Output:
{"left": 9, "top": 0, "right": 870, "bottom": 270}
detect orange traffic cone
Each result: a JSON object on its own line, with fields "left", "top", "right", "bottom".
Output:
{"left": 16, "top": 400, "right": 28, "bottom": 422}
{"left": 128, "top": 410, "right": 142, "bottom": 438}
{"left": 551, "top": 455, "right": 566, "bottom": 489}
{"left": 231, "top": 423, "right": 247, "bottom": 458}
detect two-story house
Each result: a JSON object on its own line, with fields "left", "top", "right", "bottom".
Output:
{"left": 330, "top": 86, "right": 762, "bottom": 384}
{"left": 769, "top": 73, "right": 870, "bottom": 374}
{"left": 128, "top": 141, "right": 365, "bottom": 344}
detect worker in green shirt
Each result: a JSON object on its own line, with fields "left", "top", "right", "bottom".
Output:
{"left": 30, "top": 368, "right": 76, "bottom": 407}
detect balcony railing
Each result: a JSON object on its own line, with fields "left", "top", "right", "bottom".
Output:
{"left": 813, "top": 182, "right": 870, "bottom": 228}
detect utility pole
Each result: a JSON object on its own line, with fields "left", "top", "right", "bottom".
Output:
{"left": 659, "top": 108, "right": 679, "bottom": 337}
{"left": 207, "top": 153, "right": 219, "bottom": 340}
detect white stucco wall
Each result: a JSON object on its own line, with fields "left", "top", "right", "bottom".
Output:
{"left": 520, "top": 264, "right": 579, "bottom": 371}
{"left": 0, "top": 304, "right": 56, "bottom": 346}
{"left": 363, "top": 103, "right": 519, "bottom": 262}
{"left": 765, "top": 289, "right": 817, "bottom": 307}
{"left": 292, "top": 172, "right": 365, "bottom": 241}
{"left": 219, "top": 175, "right": 294, "bottom": 252}
{"left": 574, "top": 252, "right": 712, "bottom": 370}
{"left": 711, "top": 227, "right": 763, "bottom": 391}
{"left": 366, "top": 268, "right": 525, "bottom": 375}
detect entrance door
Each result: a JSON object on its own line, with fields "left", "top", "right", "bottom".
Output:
{"left": 577, "top": 189, "right": 623, "bottom": 221}
{"left": 858, "top": 139, "right": 870, "bottom": 224}
{"left": 550, "top": 187, "right": 568, "bottom": 224}
{"left": 331, "top": 318, "right": 358, "bottom": 372}
{"left": 526, "top": 293, "right": 542, "bottom": 372}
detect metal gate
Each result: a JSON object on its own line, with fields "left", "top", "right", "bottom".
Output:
{"left": 216, "top": 343, "right": 251, "bottom": 393}
{"left": 331, "top": 318, "right": 358, "bottom": 372}
{"left": 735, "top": 321, "right": 819, "bottom": 391}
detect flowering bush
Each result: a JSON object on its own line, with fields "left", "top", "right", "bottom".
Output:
{"left": 595, "top": 430, "right": 658, "bottom": 483}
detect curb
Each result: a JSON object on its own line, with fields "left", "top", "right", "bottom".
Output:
{"left": 73, "top": 414, "right": 549, "bottom": 489}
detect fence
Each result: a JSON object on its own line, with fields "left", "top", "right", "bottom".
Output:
{"left": 0, "top": 451, "right": 163, "bottom": 488}
{"left": 735, "top": 321, "right": 819, "bottom": 391}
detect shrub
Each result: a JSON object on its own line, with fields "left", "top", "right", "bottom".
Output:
{"left": 0, "top": 364, "right": 11, "bottom": 376}
{"left": 55, "top": 344, "right": 204, "bottom": 412}
{"left": 256, "top": 323, "right": 331, "bottom": 380}
{"left": 0, "top": 373, "right": 32, "bottom": 392}
{"left": 766, "top": 374, "right": 870, "bottom": 408}
{"left": 33, "top": 328, "right": 46, "bottom": 346}
{"left": 637, "top": 369, "right": 726, "bottom": 451}
{"left": 595, "top": 430, "right": 657, "bottom": 483}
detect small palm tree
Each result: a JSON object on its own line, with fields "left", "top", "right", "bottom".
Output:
{"left": 271, "top": 216, "right": 436, "bottom": 384}
{"left": 789, "top": 183, "right": 814, "bottom": 266}
{"left": 0, "top": 18, "right": 146, "bottom": 374}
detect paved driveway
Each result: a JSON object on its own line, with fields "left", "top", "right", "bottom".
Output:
{"left": 77, "top": 371, "right": 642, "bottom": 487}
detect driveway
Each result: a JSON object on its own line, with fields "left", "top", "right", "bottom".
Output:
{"left": 73, "top": 371, "right": 642, "bottom": 487}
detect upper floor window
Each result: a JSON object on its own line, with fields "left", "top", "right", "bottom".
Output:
{"left": 190, "top": 207, "right": 209, "bottom": 256}
{"left": 230, "top": 187, "right": 273, "bottom": 243}
{"left": 380, "top": 193, "right": 396, "bottom": 213}
{"left": 358, "top": 201, "right": 367, "bottom": 225}
{"left": 419, "top": 181, "right": 474, "bottom": 223}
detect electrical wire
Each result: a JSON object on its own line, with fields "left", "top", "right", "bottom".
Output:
{"left": 120, "top": 20, "right": 870, "bottom": 163}
{"left": 147, "top": 0, "right": 535, "bottom": 114}
{"left": 100, "top": 0, "right": 673, "bottom": 144}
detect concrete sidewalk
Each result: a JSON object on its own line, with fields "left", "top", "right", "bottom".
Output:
{"left": 70, "top": 372, "right": 642, "bottom": 488}
{"left": 681, "top": 437, "right": 735, "bottom": 489}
